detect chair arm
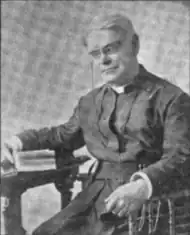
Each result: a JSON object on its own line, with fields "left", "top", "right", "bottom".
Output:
{"left": 0, "top": 149, "right": 90, "bottom": 235}
{"left": 128, "top": 189, "right": 190, "bottom": 235}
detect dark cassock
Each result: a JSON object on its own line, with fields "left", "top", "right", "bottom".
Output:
{"left": 17, "top": 65, "right": 190, "bottom": 235}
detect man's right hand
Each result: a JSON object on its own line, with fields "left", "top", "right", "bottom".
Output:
{"left": 1, "top": 136, "right": 23, "bottom": 175}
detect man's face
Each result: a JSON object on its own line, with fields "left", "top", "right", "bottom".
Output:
{"left": 87, "top": 28, "right": 134, "bottom": 85}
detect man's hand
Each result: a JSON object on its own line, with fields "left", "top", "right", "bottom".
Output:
{"left": 1, "top": 136, "right": 23, "bottom": 175}
{"left": 104, "top": 179, "right": 149, "bottom": 218}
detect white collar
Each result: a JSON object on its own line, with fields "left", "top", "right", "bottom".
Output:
{"left": 109, "top": 84, "right": 125, "bottom": 94}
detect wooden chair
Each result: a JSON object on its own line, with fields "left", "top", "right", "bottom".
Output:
{"left": 1, "top": 147, "right": 190, "bottom": 235}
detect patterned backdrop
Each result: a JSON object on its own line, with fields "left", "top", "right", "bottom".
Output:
{"left": 1, "top": 1, "right": 190, "bottom": 233}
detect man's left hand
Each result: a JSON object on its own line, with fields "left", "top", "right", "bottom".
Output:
{"left": 104, "top": 179, "right": 149, "bottom": 218}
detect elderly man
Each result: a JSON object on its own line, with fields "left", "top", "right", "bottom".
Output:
{"left": 2, "top": 13, "right": 190, "bottom": 235}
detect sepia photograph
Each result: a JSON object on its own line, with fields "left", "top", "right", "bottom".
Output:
{"left": 1, "top": 1, "right": 190, "bottom": 235}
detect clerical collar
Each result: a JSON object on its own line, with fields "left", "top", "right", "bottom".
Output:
{"left": 109, "top": 84, "right": 125, "bottom": 94}
{"left": 107, "top": 79, "right": 138, "bottom": 94}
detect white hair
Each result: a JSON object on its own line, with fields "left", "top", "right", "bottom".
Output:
{"left": 82, "top": 13, "right": 137, "bottom": 47}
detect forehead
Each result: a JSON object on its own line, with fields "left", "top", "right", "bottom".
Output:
{"left": 86, "top": 29, "right": 123, "bottom": 52}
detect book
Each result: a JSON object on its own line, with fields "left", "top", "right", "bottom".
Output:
{"left": 15, "top": 150, "right": 56, "bottom": 172}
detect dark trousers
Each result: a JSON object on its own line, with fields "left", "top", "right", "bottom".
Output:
{"left": 32, "top": 179, "right": 172, "bottom": 235}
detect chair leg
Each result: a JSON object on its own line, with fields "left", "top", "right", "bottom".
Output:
{"left": 1, "top": 192, "right": 27, "bottom": 235}
{"left": 60, "top": 191, "right": 73, "bottom": 209}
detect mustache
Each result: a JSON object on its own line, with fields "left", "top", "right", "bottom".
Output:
{"left": 101, "top": 66, "right": 118, "bottom": 72}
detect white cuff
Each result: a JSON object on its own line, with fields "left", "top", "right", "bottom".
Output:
{"left": 11, "top": 136, "right": 23, "bottom": 151}
{"left": 130, "top": 172, "right": 153, "bottom": 199}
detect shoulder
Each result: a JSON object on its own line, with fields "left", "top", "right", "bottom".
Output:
{"left": 78, "top": 85, "right": 104, "bottom": 107}
{"left": 141, "top": 66, "right": 189, "bottom": 102}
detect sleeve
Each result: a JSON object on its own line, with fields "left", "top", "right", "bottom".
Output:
{"left": 140, "top": 91, "right": 190, "bottom": 197}
{"left": 17, "top": 101, "right": 85, "bottom": 152}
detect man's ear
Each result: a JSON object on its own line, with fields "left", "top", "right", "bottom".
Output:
{"left": 132, "top": 34, "right": 140, "bottom": 56}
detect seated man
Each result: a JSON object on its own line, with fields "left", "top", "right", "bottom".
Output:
{"left": 2, "top": 13, "right": 190, "bottom": 235}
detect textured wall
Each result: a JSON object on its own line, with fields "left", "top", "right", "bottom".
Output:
{"left": 2, "top": 1, "right": 189, "bottom": 137}
{"left": 1, "top": 1, "right": 190, "bottom": 233}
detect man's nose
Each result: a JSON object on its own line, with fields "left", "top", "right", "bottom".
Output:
{"left": 99, "top": 53, "right": 112, "bottom": 65}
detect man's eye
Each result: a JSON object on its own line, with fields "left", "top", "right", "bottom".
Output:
{"left": 105, "top": 41, "right": 121, "bottom": 54}
{"left": 90, "top": 50, "right": 100, "bottom": 58}
{"left": 105, "top": 46, "right": 113, "bottom": 54}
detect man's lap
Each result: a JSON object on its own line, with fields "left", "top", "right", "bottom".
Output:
{"left": 32, "top": 180, "right": 171, "bottom": 235}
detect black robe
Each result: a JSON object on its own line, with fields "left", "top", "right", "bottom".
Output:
{"left": 18, "top": 65, "right": 190, "bottom": 235}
